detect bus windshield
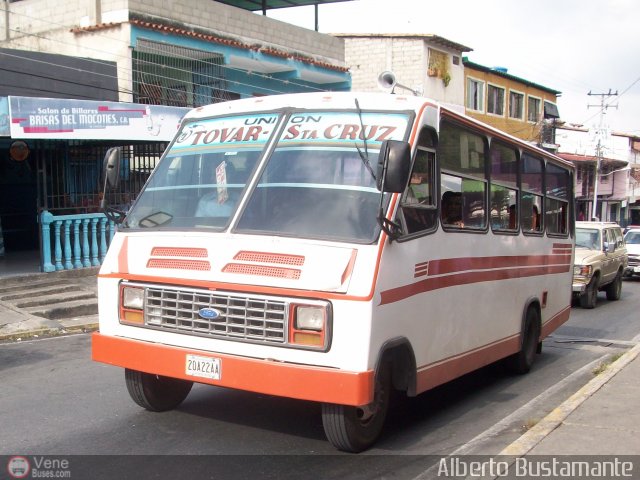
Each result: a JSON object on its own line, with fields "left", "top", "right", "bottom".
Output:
{"left": 124, "top": 110, "right": 410, "bottom": 243}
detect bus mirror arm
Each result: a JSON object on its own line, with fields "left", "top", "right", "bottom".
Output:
{"left": 103, "top": 205, "right": 126, "bottom": 225}
{"left": 377, "top": 208, "right": 401, "bottom": 242}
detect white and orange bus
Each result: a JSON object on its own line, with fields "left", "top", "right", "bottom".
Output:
{"left": 92, "top": 91, "right": 575, "bottom": 452}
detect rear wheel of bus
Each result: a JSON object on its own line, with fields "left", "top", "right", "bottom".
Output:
{"left": 125, "top": 369, "right": 193, "bottom": 412}
{"left": 505, "top": 306, "right": 541, "bottom": 375}
{"left": 321, "top": 361, "right": 391, "bottom": 453}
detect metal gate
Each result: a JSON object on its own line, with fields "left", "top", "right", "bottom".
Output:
{"left": 37, "top": 140, "right": 168, "bottom": 213}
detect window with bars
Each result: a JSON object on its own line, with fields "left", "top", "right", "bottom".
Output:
{"left": 40, "top": 141, "right": 166, "bottom": 214}
{"left": 133, "top": 39, "right": 238, "bottom": 107}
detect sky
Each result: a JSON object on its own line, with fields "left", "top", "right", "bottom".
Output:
{"left": 266, "top": 0, "right": 640, "bottom": 135}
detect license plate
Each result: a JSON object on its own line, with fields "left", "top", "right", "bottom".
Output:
{"left": 635, "top": 266, "right": 640, "bottom": 273}
{"left": 186, "top": 354, "right": 221, "bottom": 380}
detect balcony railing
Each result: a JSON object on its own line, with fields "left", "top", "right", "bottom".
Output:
{"left": 39, "top": 211, "right": 115, "bottom": 273}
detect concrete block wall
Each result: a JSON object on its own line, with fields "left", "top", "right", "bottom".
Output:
{"left": 1, "top": 0, "right": 132, "bottom": 100}
{"left": 344, "top": 37, "right": 424, "bottom": 94}
{"left": 128, "top": 0, "right": 345, "bottom": 64}
{"left": 343, "top": 35, "right": 466, "bottom": 108}
{"left": 1, "top": 0, "right": 345, "bottom": 66}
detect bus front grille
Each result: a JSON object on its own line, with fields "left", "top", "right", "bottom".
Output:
{"left": 143, "top": 285, "right": 288, "bottom": 344}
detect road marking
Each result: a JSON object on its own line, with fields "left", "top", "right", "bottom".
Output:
{"left": 549, "top": 334, "right": 638, "bottom": 348}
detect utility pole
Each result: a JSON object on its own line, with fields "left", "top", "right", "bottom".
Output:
{"left": 587, "top": 89, "right": 618, "bottom": 221}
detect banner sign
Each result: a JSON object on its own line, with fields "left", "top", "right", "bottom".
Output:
{"left": 8, "top": 96, "right": 190, "bottom": 141}
{"left": 171, "top": 111, "right": 409, "bottom": 153}
{"left": 279, "top": 111, "right": 409, "bottom": 146}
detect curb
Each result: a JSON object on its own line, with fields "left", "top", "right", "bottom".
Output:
{"left": 0, "top": 323, "right": 99, "bottom": 342}
{"left": 499, "top": 341, "right": 640, "bottom": 456}
{"left": 0, "top": 266, "right": 99, "bottom": 286}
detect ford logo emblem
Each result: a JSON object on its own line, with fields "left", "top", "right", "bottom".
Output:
{"left": 198, "top": 308, "right": 221, "bottom": 320}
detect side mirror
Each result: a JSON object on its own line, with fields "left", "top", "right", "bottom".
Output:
{"left": 103, "top": 147, "right": 122, "bottom": 189}
{"left": 603, "top": 241, "right": 614, "bottom": 253}
{"left": 376, "top": 140, "right": 411, "bottom": 193}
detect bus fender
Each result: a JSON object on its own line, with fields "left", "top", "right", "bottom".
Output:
{"left": 375, "top": 337, "right": 417, "bottom": 397}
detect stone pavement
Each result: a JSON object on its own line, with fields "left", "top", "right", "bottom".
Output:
{"left": 1, "top": 267, "right": 639, "bottom": 464}
{"left": 0, "top": 267, "right": 99, "bottom": 341}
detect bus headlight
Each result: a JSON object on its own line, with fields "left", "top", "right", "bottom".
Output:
{"left": 123, "top": 286, "right": 145, "bottom": 309}
{"left": 290, "top": 302, "right": 331, "bottom": 349}
{"left": 295, "top": 306, "right": 325, "bottom": 331}
{"left": 120, "top": 285, "right": 145, "bottom": 325}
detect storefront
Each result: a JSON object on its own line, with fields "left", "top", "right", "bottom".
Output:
{"left": 0, "top": 96, "right": 189, "bottom": 273}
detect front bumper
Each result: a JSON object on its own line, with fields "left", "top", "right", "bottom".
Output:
{"left": 572, "top": 280, "right": 588, "bottom": 293}
{"left": 92, "top": 332, "right": 374, "bottom": 406}
{"left": 625, "top": 265, "right": 640, "bottom": 276}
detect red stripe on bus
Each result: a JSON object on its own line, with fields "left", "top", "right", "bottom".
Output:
{"left": 380, "top": 264, "right": 570, "bottom": 305}
{"left": 426, "top": 254, "right": 572, "bottom": 276}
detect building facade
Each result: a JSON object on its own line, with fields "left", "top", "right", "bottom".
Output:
{"left": 1, "top": 0, "right": 351, "bottom": 106}
{"left": 337, "top": 34, "right": 471, "bottom": 110}
{"left": 463, "top": 59, "right": 561, "bottom": 146}
{"left": 555, "top": 124, "right": 640, "bottom": 225}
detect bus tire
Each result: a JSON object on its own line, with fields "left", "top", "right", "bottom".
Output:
{"left": 506, "top": 307, "right": 540, "bottom": 375}
{"left": 321, "top": 362, "right": 391, "bottom": 453}
{"left": 605, "top": 270, "right": 622, "bottom": 301}
{"left": 125, "top": 368, "right": 193, "bottom": 412}
{"left": 579, "top": 275, "right": 599, "bottom": 309}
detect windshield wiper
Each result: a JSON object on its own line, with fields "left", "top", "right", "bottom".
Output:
{"left": 354, "top": 98, "right": 376, "bottom": 181}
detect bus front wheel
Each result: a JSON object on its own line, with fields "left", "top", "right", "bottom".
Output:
{"left": 321, "top": 362, "right": 391, "bottom": 453}
{"left": 125, "top": 369, "right": 193, "bottom": 412}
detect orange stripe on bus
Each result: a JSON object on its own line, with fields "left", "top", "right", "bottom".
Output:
{"left": 416, "top": 334, "right": 521, "bottom": 393}
{"left": 416, "top": 334, "right": 520, "bottom": 393}
{"left": 92, "top": 332, "right": 374, "bottom": 406}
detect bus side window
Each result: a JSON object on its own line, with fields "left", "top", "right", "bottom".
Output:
{"left": 400, "top": 147, "right": 437, "bottom": 234}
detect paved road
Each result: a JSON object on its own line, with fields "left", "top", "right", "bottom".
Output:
{"left": 1, "top": 279, "right": 639, "bottom": 478}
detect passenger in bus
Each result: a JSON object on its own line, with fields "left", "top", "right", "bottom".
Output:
{"left": 508, "top": 204, "right": 517, "bottom": 229}
{"left": 531, "top": 205, "right": 540, "bottom": 231}
{"left": 441, "top": 191, "right": 464, "bottom": 227}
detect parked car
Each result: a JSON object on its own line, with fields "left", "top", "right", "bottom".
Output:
{"left": 623, "top": 224, "right": 640, "bottom": 234}
{"left": 623, "top": 228, "right": 640, "bottom": 279}
{"left": 573, "top": 221, "right": 628, "bottom": 308}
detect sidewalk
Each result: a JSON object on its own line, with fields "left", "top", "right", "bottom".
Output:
{"left": 0, "top": 267, "right": 99, "bottom": 341}
{"left": 501, "top": 341, "right": 640, "bottom": 456}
